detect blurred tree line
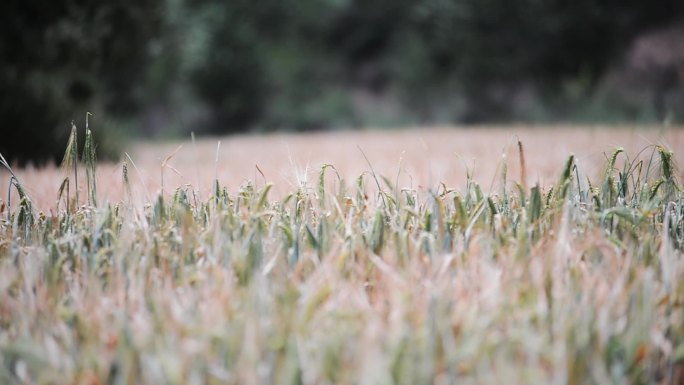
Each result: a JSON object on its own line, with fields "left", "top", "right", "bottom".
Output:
{"left": 2, "top": 0, "right": 683, "bottom": 164}
{"left": 1, "top": 0, "right": 162, "bottom": 164}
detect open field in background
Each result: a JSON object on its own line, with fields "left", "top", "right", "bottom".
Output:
{"left": 1, "top": 125, "right": 684, "bottom": 384}
{"left": 2, "top": 126, "right": 683, "bottom": 211}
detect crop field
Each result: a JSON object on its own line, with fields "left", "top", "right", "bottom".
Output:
{"left": 1, "top": 126, "right": 684, "bottom": 384}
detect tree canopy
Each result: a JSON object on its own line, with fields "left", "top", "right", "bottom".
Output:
{"left": 1, "top": 0, "right": 683, "bottom": 164}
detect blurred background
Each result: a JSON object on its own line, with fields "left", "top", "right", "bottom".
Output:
{"left": 1, "top": 0, "right": 684, "bottom": 164}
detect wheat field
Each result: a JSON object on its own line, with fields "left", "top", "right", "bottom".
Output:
{"left": 1, "top": 125, "right": 683, "bottom": 384}
{"left": 3, "top": 126, "right": 683, "bottom": 210}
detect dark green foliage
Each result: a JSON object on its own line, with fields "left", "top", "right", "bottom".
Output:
{"left": 184, "top": 0, "right": 684, "bottom": 128}
{"left": 3, "top": 0, "right": 684, "bottom": 164}
{"left": 187, "top": 0, "right": 269, "bottom": 133}
{"left": 0, "top": 0, "right": 163, "bottom": 164}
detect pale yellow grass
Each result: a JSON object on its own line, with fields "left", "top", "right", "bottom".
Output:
{"left": 2, "top": 125, "right": 683, "bottom": 211}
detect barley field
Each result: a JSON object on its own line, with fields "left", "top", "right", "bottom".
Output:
{"left": 1, "top": 126, "right": 683, "bottom": 384}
